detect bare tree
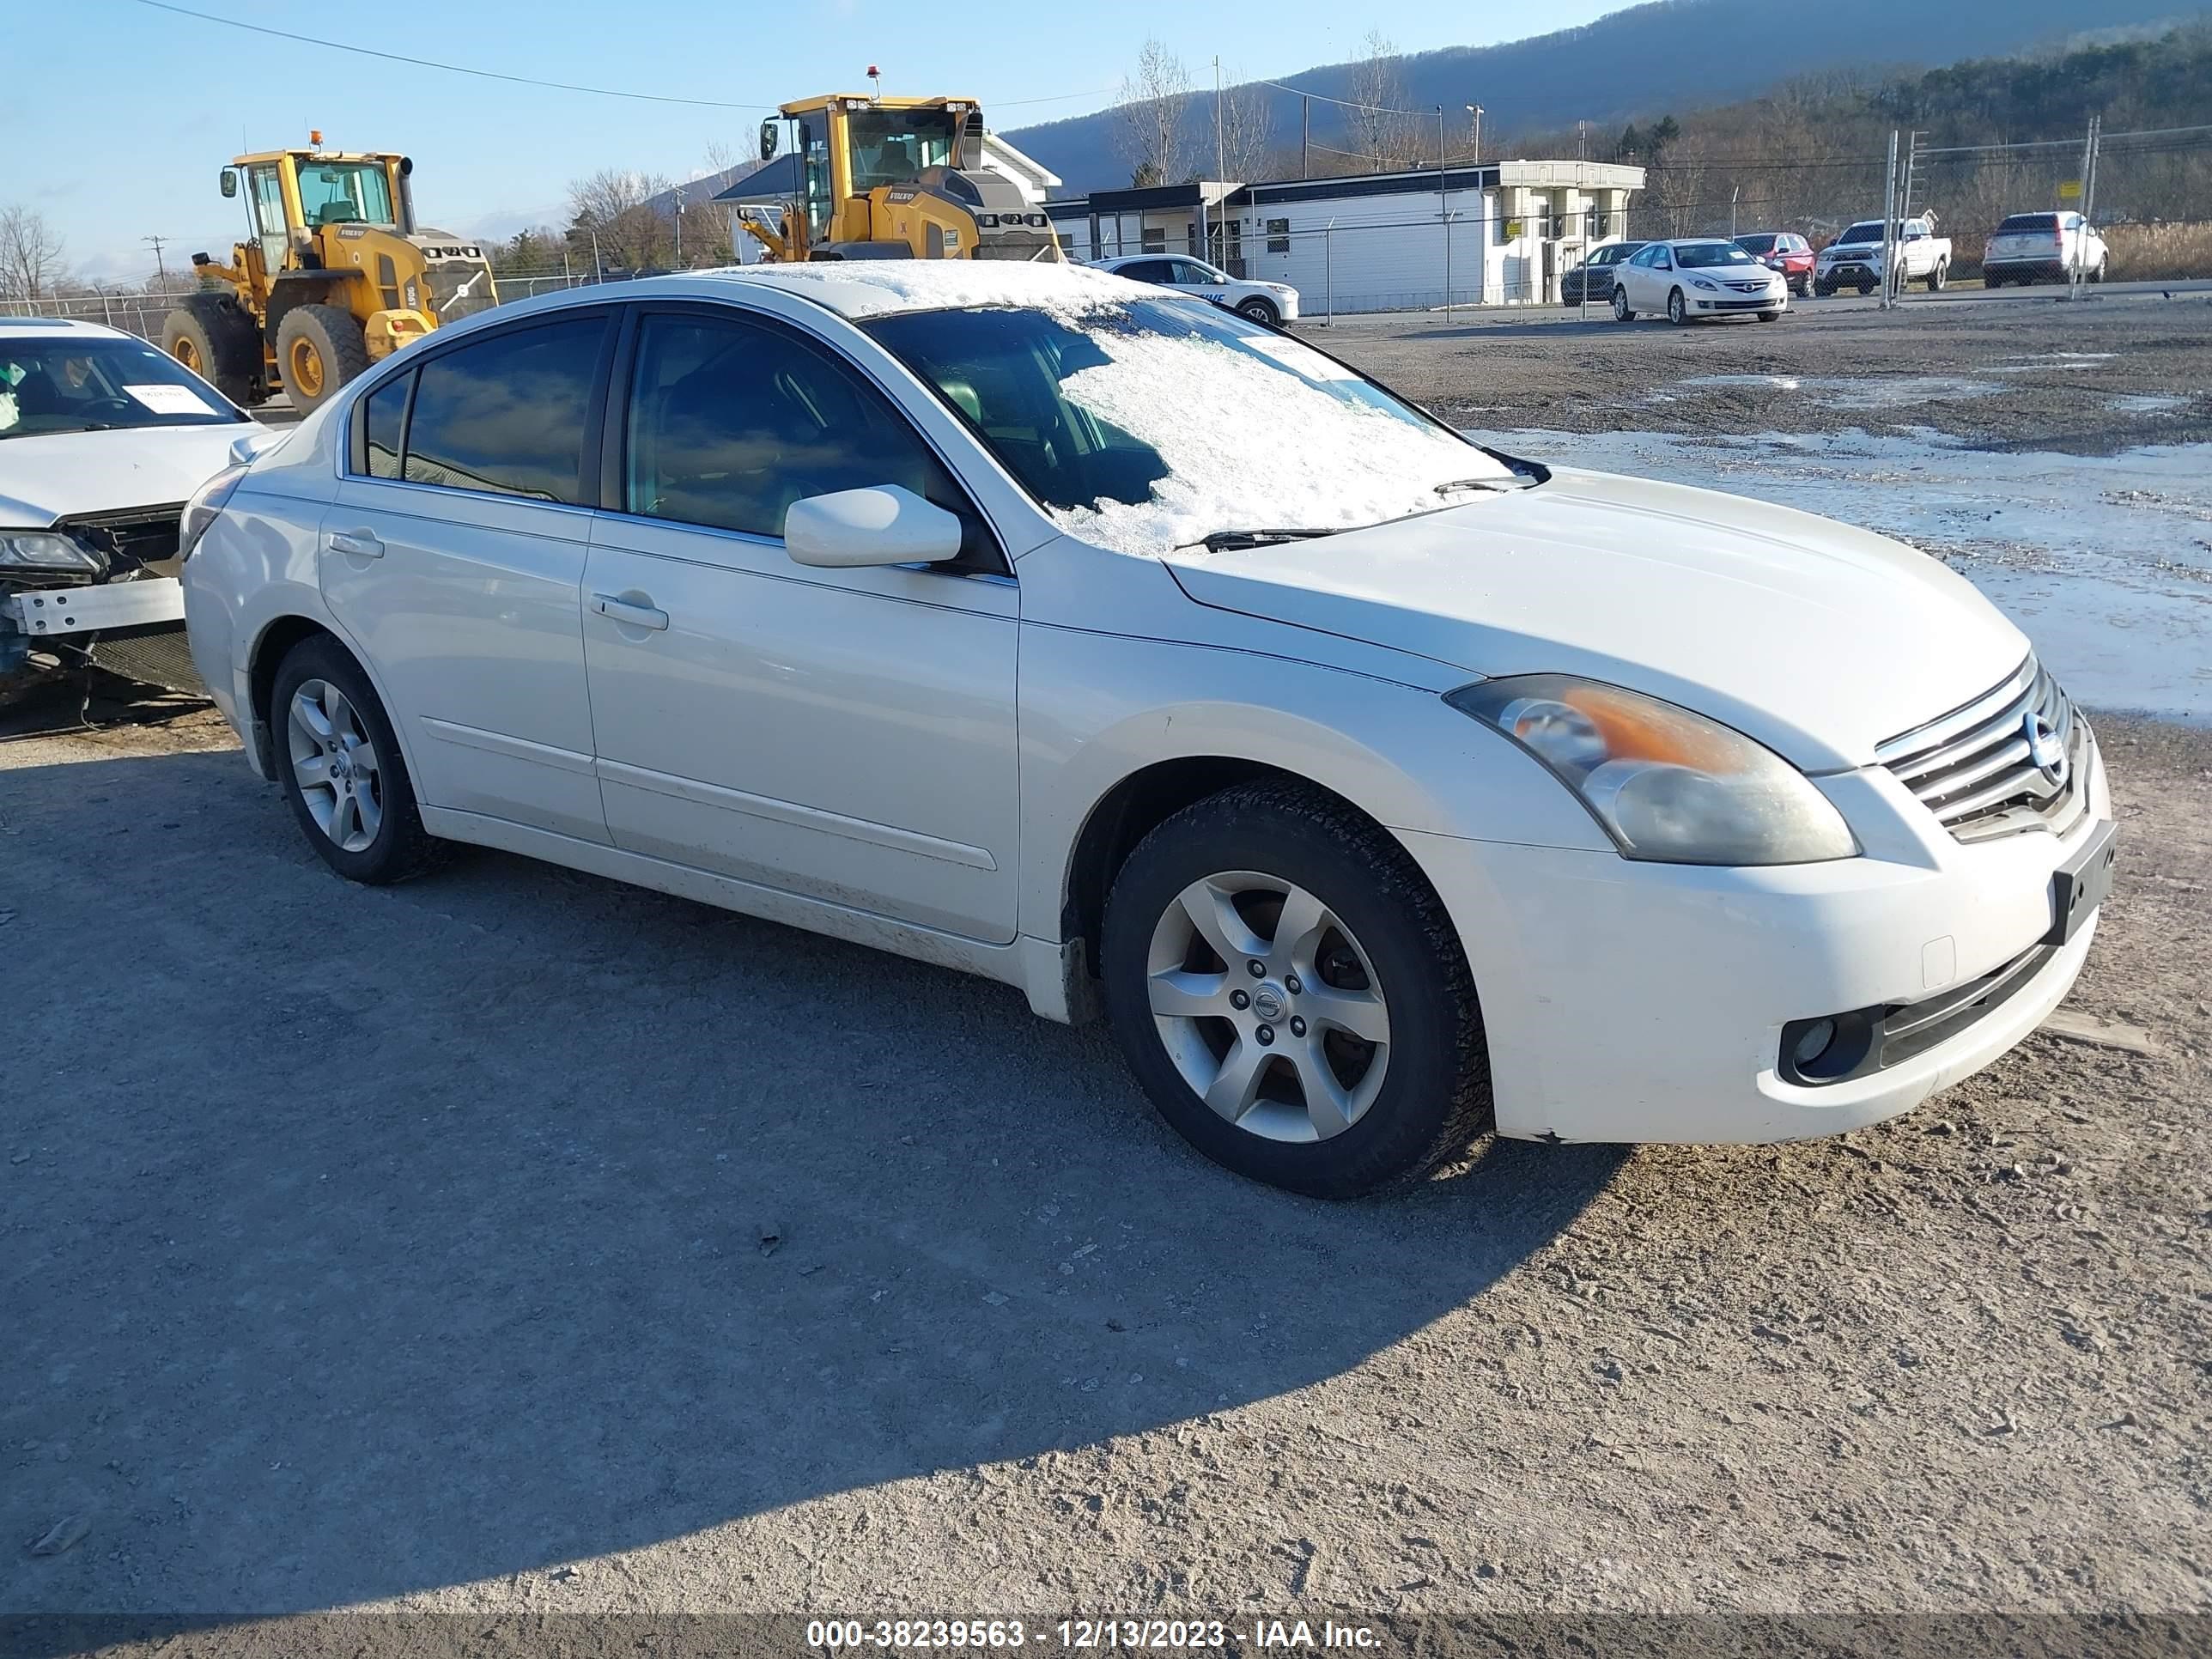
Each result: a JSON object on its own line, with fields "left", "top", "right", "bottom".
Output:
{"left": 0, "top": 204, "right": 69, "bottom": 303}
{"left": 1114, "top": 39, "right": 1194, "bottom": 187}
{"left": 1346, "top": 31, "right": 1414, "bottom": 171}
{"left": 566, "top": 168, "right": 677, "bottom": 270}
{"left": 1216, "top": 74, "right": 1274, "bottom": 182}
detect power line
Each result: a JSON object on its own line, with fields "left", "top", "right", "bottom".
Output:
{"left": 121, "top": 0, "right": 1110, "bottom": 113}
{"left": 1255, "top": 78, "right": 1433, "bottom": 119}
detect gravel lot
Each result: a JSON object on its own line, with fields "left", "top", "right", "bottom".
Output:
{"left": 3, "top": 289, "right": 2209, "bottom": 1650}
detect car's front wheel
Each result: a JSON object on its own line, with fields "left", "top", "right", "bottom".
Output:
{"left": 272, "top": 635, "right": 447, "bottom": 885}
{"left": 1100, "top": 781, "right": 1491, "bottom": 1197}
{"left": 1612, "top": 288, "right": 1634, "bottom": 322}
{"left": 1667, "top": 287, "right": 1690, "bottom": 325}
{"left": 1236, "top": 296, "right": 1280, "bottom": 326}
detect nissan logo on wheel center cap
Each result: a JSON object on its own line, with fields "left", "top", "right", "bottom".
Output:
{"left": 2025, "top": 710, "right": 2069, "bottom": 788}
{"left": 1251, "top": 986, "right": 1287, "bottom": 1024}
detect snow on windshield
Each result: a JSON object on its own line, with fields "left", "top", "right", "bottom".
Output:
{"left": 1048, "top": 328, "right": 1504, "bottom": 552}
{"left": 865, "top": 295, "right": 1510, "bottom": 556}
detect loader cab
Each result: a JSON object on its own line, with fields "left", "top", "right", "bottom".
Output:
{"left": 772, "top": 94, "right": 981, "bottom": 246}
{"left": 224, "top": 148, "right": 413, "bottom": 270}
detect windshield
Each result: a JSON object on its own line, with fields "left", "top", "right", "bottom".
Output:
{"left": 1734, "top": 234, "right": 1778, "bottom": 254}
{"left": 1838, "top": 222, "right": 1890, "bottom": 244}
{"left": 848, "top": 107, "right": 962, "bottom": 194}
{"left": 863, "top": 297, "right": 1507, "bottom": 554}
{"left": 0, "top": 336, "right": 245, "bottom": 439}
{"left": 295, "top": 160, "right": 397, "bottom": 229}
{"left": 1677, "top": 242, "right": 1757, "bottom": 269}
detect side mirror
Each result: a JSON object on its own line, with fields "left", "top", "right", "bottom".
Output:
{"left": 759, "top": 118, "right": 780, "bottom": 161}
{"left": 785, "top": 485, "right": 963, "bottom": 568}
{"left": 220, "top": 168, "right": 239, "bottom": 199}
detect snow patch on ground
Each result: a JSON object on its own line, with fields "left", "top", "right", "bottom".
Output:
{"left": 1466, "top": 424, "right": 2212, "bottom": 722}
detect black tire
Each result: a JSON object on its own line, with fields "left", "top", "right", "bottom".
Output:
{"left": 270, "top": 635, "right": 448, "bottom": 885}
{"left": 275, "top": 303, "right": 370, "bottom": 414}
{"left": 1984, "top": 271, "right": 2003, "bottom": 289}
{"left": 1235, "top": 297, "right": 1280, "bottom": 326}
{"left": 1100, "top": 781, "right": 1491, "bottom": 1198}
{"left": 1667, "top": 287, "right": 1690, "bottom": 325}
{"left": 1758, "top": 310, "right": 1779, "bottom": 322}
{"left": 2091, "top": 258, "right": 2107, "bottom": 284}
{"left": 1856, "top": 281, "right": 1875, "bottom": 295}
{"left": 161, "top": 295, "right": 262, "bottom": 407}
{"left": 1612, "top": 289, "right": 1635, "bottom": 322}
{"left": 1926, "top": 259, "right": 1948, "bottom": 292}
{"left": 1812, "top": 279, "right": 1833, "bottom": 297}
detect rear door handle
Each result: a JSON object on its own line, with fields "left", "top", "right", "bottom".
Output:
{"left": 326, "top": 528, "right": 383, "bottom": 558}
{"left": 592, "top": 592, "right": 669, "bottom": 631}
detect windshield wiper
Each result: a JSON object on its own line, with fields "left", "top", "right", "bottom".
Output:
{"left": 0, "top": 422, "right": 133, "bottom": 439}
{"left": 1194, "top": 527, "right": 1336, "bottom": 552}
{"left": 1434, "top": 474, "right": 1537, "bottom": 496}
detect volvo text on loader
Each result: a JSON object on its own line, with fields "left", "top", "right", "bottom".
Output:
{"left": 162, "top": 136, "right": 499, "bottom": 414}
{"left": 742, "top": 95, "right": 1061, "bottom": 263}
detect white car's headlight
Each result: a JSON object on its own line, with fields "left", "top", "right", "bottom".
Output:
{"left": 0, "top": 530, "right": 106, "bottom": 575}
{"left": 1447, "top": 675, "right": 1859, "bottom": 866}
{"left": 1692, "top": 276, "right": 1719, "bottom": 289}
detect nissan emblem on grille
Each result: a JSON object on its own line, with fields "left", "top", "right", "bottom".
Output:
{"left": 2025, "top": 711, "right": 2070, "bottom": 787}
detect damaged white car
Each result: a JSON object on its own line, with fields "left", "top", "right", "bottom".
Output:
{"left": 1, "top": 317, "right": 263, "bottom": 701}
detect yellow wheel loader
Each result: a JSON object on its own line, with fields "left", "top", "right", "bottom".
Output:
{"left": 742, "top": 95, "right": 1061, "bottom": 264}
{"left": 162, "top": 136, "right": 498, "bottom": 414}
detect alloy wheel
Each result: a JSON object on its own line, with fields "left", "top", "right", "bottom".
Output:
{"left": 1145, "top": 872, "right": 1391, "bottom": 1144}
{"left": 287, "top": 678, "right": 384, "bottom": 853}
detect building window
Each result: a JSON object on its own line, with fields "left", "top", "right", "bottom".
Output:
{"left": 1141, "top": 227, "right": 1166, "bottom": 252}
{"left": 1588, "top": 204, "right": 1611, "bottom": 239}
{"left": 1266, "top": 216, "right": 1290, "bottom": 253}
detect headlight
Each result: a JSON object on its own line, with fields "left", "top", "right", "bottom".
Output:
{"left": 1445, "top": 675, "right": 1859, "bottom": 866}
{"left": 0, "top": 531, "right": 106, "bottom": 576}
{"left": 1692, "top": 277, "right": 1719, "bottom": 289}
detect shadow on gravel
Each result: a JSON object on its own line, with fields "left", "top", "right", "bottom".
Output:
{"left": 1, "top": 750, "right": 1624, "bottom": 1632}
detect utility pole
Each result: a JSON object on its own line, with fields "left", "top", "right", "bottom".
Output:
{"left": 1213, "top": 56, "right": 1224, "bottom": 183}
{"left": 143, "top": 234, "right": 171, "bottom": 291}
{"left": 1300, "top": 96, "right": 1310, "bottom": 179}
{"left": 675, "top": 196, "right": 684, "bottom": 267}
{"left": 1730, "top": 185, "right": 1739, "bottom": 237}
{"left": 1466, "top": 103, "right": 1483, "bottom": 161}
{"left": 1880, "top": 129, "right": 1899, "bottom": 310}
{"left": 1579, "top": 119, "right": 1588, "bottom": 162}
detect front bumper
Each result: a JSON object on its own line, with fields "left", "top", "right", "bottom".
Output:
{"left": 1399, "top": 732, "right": 2111, "bottom": 1144}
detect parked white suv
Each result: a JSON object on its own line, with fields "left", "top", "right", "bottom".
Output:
{"left": 1092, "top": 255, "right": 1299, "bottom": 325}
{"left": 1984, "top": 212, "right": 2109, "bottom": 287}
{"left": 182, "top": 264, "right": 2112, "bottom": 1196}
{"left": 2, "top": 317, "right": 264, "bottom": 699}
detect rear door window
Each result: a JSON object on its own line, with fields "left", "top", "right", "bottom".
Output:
{"left": 1116, "top": 259, "right": 1174, "bottom": 284}
{"left": 402, "top": 315, "right": 611, "bottom": 503}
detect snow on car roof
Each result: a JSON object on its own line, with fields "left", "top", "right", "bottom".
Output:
{"left": 0, "top": 316, "right": 131, "bottom": 338}
{"left": 696, "top": 260, "right": 1152, "bottom": 320}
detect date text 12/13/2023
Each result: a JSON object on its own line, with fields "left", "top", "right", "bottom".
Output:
{"left": 805, "top": 1620, "right": 1381, "bottom": 1650}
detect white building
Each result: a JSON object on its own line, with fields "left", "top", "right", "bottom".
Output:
{"left": 1047, "top": 161, "right": 1645, "bottom": 313}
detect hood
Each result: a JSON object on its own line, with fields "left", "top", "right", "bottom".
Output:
{"left": 1163, "top": 465, "right": 2028, "bottom": 770}
{"left": 0, "top": 421, "right": 259, "bottom": 526}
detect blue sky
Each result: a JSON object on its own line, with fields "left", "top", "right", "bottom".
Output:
{"left": 5, "top": 0, "right": 1617, "bottom": 280}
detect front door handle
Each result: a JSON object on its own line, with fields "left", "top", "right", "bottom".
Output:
{"left": 592, "top": 592, "right": 669, "bottom": 632}
{"left": 327, "top": 528, "right": 383, "bottom": 558}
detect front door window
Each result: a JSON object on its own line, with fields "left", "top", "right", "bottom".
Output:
{"left": 247, "top": 164, "right": 291, "bottom": 272}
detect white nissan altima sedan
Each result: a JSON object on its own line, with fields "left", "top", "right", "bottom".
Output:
{"left": 179, "top": 263, "right": 2112, "bottom": 1197}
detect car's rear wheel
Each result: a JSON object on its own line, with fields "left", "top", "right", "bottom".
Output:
{"left": 1984, "top": 270, "right": 2004, "bottom": 289}
{"left": 1100, "top": 781, "right": 1490, "bottom": 1198}
{"left": 272, "top": 636, "right": 447, "bottom": 885}
{"left": 1612, "top": 289, "right": 1634, "bottom": 322}
{"left": 1926, "top": 259, "right": 1948, "bottom": 292}
{"left": 1667, "top": 287, "right": 1689, "bottom": 325}
{"left": 1236, "top": 296, "right": 1280, "bottom": 326}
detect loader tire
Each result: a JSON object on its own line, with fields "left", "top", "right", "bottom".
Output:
{"left": 162, "top": 295, "right": 262, "bottom": 408}
{"left": 276, "top": 304, "right": 369, "bottom": 415}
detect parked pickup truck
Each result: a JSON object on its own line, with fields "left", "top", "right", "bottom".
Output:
{"left": 1813, "top": 217, "right": 1951, "bottom": 295}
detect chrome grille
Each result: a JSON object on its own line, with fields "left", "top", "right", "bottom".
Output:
{"left": 1876, "top": 658, "right": 2089, "bottom": 844}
